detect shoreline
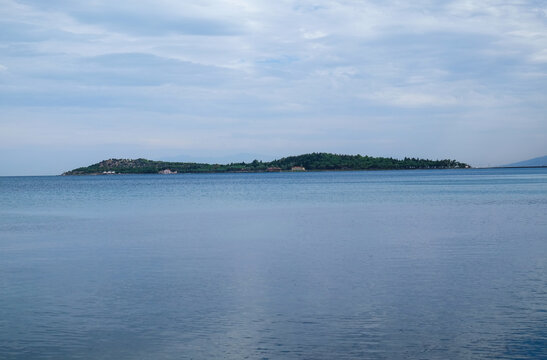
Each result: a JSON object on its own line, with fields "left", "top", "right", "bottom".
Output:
{"left": 64, "top": 167, "right": 476, "bottom": 176}
{"left": 62, "top": 166, "right": 546, "bottom": 176}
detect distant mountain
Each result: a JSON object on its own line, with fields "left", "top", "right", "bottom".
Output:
{"left": 62, "top": 153, "right": 470, "bottom": 175}
{"left": 504, "top": 155, "right": 547, "bottom": 167}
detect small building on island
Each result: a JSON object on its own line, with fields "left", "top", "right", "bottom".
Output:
{"left": 291, "top": 166, "right": 306, "bottom": 171}
{"left": 158, "top": 169, "right": 177, "bottom": 174}
{"left": 266, "top": 167, "right": 282, "bottom": 172}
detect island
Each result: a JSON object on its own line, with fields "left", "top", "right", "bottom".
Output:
{"left": 62, "top": 153, "right": 470, "bottom": 175}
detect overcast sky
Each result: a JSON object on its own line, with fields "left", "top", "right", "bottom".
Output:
{"left": 1, "top": 0, "right": 546, "bottom": 175}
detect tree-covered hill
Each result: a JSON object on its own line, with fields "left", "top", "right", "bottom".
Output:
{"left": 268, "top": 153, "right": 468, "bottom": 171}
{"left": 62, "top": 153, "right": 469, "bottom": 175}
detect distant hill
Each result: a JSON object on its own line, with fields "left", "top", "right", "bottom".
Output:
{"left": 504, "top": 155, "right": 547, "bottom": 167}
{"left": 62, "top": 153, "right": 470, "bottom": 175}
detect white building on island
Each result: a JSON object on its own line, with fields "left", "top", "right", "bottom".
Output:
{"left": 158, "top": 169, "right": 177, "bottom": 174}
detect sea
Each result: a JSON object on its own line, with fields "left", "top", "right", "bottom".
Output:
{"left": 1, "top": 168, "right": 546, "bottom": 359}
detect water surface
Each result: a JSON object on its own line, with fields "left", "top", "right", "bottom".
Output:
{"left": 1, "top": 169, "right": 546, "bottom": 359}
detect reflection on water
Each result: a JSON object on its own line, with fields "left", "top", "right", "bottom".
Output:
{"left": 1, "top": 169, "right": 546, "bottom": 359}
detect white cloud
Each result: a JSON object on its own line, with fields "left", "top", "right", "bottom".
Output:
{"left": 301, "top": 29, "right": 328, "bottom": 40}
{"left": 1, "top": 0, "right": 546, "bottom": 173}
{"left": 530, "top": 49, "right": 547, "bottom": 63}
{"left": 363, "top": 90, "right": 458, "bottom": 108}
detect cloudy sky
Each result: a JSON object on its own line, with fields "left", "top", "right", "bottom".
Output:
{"left": 1, "top": 0, "right": 546, "bottom": 175}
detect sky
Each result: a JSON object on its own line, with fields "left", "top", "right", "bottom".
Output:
{"left": 1, "top": 0, "right": 546, "bottom": 175}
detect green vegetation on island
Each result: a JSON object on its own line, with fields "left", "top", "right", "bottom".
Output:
{"left": 62, "top": 153, "right": 470, "bottom": 175}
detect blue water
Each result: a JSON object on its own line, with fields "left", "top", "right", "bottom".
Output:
{"left": 1, "top": 168, "right": 546, "bottom": 359}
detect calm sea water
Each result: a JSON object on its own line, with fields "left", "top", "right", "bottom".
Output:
{"left": 1, "top": 168, "right": 546, "bottom": 359}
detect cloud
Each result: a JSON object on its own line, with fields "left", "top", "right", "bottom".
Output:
{"left": 1, "top": 0, "right": 546, "bottom": 173}
{"left": 300, "top": 29, "right": 328, "bottom": 40}
{"left": 13, "top": 0, "right": 247, "bottom": 36}
{"left": 362, "top": 90, "right": 459, "bottom": 108}
{"left": 530, "top": 49, "right": 547, "bottom": 63}
{"left": 72, "top": 11, "right": 242, "bottom": 36}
